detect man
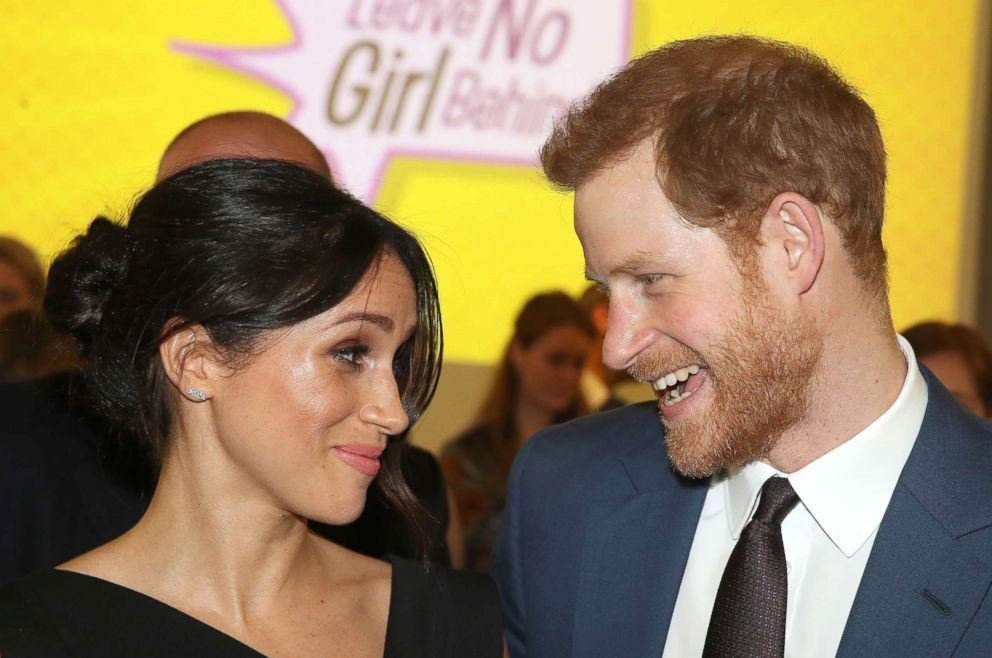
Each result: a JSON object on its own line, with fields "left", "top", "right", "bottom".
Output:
{"left": 494, "top": 36, "right": 992, "bottom": 657}
{"left": 1, "top": 111, "right": 449, "bottom": 582}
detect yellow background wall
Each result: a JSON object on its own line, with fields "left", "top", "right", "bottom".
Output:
{"left": 0, "top": 0, "right": 986, "bottom": 368}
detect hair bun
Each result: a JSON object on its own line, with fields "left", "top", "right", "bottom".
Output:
{"left": 44, "top": 216, "right": 132, "bottom": 354}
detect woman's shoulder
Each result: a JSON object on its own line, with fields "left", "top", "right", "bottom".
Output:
{"left": 389, "top": 555, "right": 499, "bottom": 604}
{"left": 0, "top": 570, "right": 99, "bottom": 656}
{"left": 385, "top": 556, "right": 502, "bottom": 658}
{"left": 0, "top": 569, "right": 80, "bottom": 620}
{"left": 0, "top": 569, "right": 267, "bottom": 658}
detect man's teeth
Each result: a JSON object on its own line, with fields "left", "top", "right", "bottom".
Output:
{"left": 651, "top": 364, "right": 701, "bottom": 405}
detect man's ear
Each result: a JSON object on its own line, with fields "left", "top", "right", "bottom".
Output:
{"left": 159, "top": 323, "right": 219, "bottom": 403}
{"left": 763, "top": 192, "right": 824, "bottom": 295}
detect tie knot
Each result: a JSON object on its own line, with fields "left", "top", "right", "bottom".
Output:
{"left": 753, "top": 476, "right": 800, "bottom": 525}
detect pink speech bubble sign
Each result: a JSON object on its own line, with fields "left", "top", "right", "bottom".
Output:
{"left": 173, "top": 0, "right": 632, "bottom": 202}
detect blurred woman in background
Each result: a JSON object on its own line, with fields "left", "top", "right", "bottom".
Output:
{"left": 903, "top": 320, "right": 992, "bottom": 418}
{"left": 442, "top": 291, "right": 595, "bottom": 571}
{"left": 0, "top": 237, "right": 78, "bottom": 382}
{"left": 0, "top": 308, "right": 77, "bottom": 382}
{"left": 0, "top": 236, "right": 45, "bottom": 320}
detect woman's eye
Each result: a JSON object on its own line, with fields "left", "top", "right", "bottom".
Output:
{"left": 332, "top": 344, "right": 370, "bottom": 367}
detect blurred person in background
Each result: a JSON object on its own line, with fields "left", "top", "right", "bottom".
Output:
{"left": 577, "top": 284, "right": 655, "bottom": 411}
{"left": 156, "top": 110, "right": 332, "bottom": 180}
{"left": 0, "top": 308, "right": 77, "bottom": 382}
{"left": 442, "top": 291, "right": 595, "bottom": 571}
{"left": 903, "top": 320, "right": 992, "bottom": 417}
{"left": 0, "top": 237, "right": 45, "bottom": 321}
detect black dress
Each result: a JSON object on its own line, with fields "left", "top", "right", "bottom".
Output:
{"left": 0, "top": 557, "right": 502, "bottom": 657}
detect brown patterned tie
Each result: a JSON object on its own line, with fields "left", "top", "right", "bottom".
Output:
{"left": 702, "top": 476, "right": 800, "bottom": 658}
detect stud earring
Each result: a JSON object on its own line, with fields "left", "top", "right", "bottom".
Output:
{"left": 186, "top": 387, "right": 207, "bottom": 402}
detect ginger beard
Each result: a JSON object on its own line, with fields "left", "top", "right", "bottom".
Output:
{"left": 631, "top": 281, "right": 823, "bottom": 478}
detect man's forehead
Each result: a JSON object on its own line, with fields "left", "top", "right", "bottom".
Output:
{"left": 576, "top": 139, "right": 658, "bottom": 188}
{"left": 575, "top": 195, "right": 710, "bottom": 285}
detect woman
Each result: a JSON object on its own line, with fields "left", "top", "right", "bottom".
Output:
{"left": 442, "top": 291, "right": 595, "bottom": 571}
{"left": 903, "top": 320, "right": 992, "bottom": 417}
{"left": 0, "top": 308, "right": 78, "bottom": 382}
{"left": 0, "top": 236, "right": 45, "bottom": 321}
{"left": 0, "top": 159, "right": 502, "bottom": 657}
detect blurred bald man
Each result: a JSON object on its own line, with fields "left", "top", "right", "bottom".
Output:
{"left": 157, "top": 110, "right": 332, "bottom": 181}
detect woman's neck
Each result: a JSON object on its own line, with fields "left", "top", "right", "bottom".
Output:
{"left": 513, "top": 396, "right": 555, "bottom": 444}
{"left": 93, "top": 437, "right": 328, "bottom": 624}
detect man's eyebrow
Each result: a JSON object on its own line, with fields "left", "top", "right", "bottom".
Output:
{"left": 610, "top": 251, "right": 661, "bottom": 275}
{"left": 586, "top": 251, "right": 664, "bottom": 282}
{"left": 329, "top": 312, "right": 394, "bottom": 332}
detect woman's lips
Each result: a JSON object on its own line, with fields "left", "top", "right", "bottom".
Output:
{"left": 332, "top": 444, "right": 384, "bottom": 477}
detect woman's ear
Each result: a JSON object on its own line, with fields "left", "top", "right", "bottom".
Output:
{"left": 159, "top": 323, "right": 218, "bottom": 403}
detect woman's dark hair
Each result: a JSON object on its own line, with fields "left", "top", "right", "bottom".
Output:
{"left": 45, "top": 158, "right": 442, "bottom": 537}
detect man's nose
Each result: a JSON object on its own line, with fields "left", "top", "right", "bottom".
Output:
{"left": 602, "top": 297, "right": 656, "bottom": 371}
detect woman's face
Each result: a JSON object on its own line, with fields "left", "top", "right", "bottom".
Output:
{"left": 205, "top": 253, "right": 418, "bottom": 525}
{"left": 918, "top": 349, "right": 988, "bottom": 417}
{"left": 512, "top": 324, "right": 593, "bottom": 417}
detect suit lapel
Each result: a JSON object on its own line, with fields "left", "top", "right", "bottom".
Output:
{"left": 836, "top": 485, "right": 992, "bottom": 656}
{"left": 838, "top": 372, "right": 992, "bottom": 656}
{"left": 571, "top": 434, "right": 708, "bottom": 658}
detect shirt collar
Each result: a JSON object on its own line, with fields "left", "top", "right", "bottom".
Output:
{"left": 722, "top": 335, "right": 928, "bottom": 556}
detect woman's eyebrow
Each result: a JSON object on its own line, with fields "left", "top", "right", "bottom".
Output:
{"left": 329, "top": 312, "right": 395, "bottom": 332}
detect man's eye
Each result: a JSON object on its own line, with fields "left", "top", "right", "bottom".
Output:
{"left": 640, "top": 274, "right": 664, "bottom": 287}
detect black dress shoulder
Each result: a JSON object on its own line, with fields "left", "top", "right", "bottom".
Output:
{"left": 0, "top": 557, "right": 502, "bottom": 657}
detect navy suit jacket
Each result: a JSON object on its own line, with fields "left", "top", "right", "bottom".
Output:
{"left": 493, "top": 370, "right": 992, "bottom": 657}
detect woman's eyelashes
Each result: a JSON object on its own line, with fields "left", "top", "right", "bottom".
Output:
{"left": 331, "top": 342, "right": 371, "bottom": 369}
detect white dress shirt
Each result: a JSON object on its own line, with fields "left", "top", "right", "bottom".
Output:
{"left": 662, "top": 335, "right": 928, "bottom": 657}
